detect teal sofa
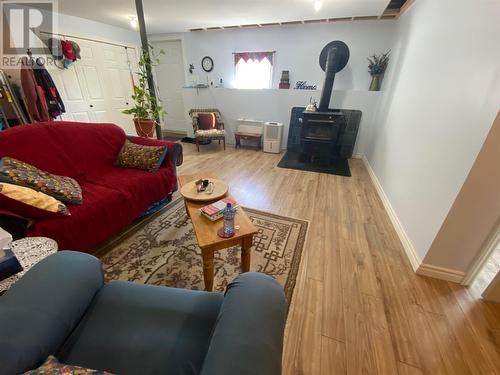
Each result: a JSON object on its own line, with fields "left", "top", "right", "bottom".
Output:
{"left": 0, "top": 251, "right": 285, "bottom": 374}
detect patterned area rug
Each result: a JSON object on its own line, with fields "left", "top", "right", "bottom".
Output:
{"left": 98, "top": 198, "right": 308, "bottom": 310}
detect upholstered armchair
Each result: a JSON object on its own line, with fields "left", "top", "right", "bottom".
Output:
{"left": 0, "top": 251, "right": 286, "bottom": 375}
{"left": 189, "top": 108, "right": 226, "bottom": 152}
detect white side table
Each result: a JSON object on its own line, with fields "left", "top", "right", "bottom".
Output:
{"left": 0, "top": 237, "right": 58, "bottom": 292}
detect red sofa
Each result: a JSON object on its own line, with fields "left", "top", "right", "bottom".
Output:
{"left": 0, "top": 121, "right": 183, "bottom": 252}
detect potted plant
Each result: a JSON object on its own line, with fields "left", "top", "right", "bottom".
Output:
{"left": 123, "top": 49, "right": 166, "bottom": 137}
{"left": 367, "top": 51, "right": 390, "bottom": 91}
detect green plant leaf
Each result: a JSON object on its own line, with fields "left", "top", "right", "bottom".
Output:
{"left": 122, "top": 47, "right": 167, "bottom": 121}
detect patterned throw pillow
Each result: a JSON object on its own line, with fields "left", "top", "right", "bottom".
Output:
{"left": 115, "top": 139, "right": 167, "bottom": 172}
{"left": 0, "top": 157, "right": 82, "bottom": 204}
{"left": 23, "top": 355, "right": 114, "bottom": 374}
{"left": 0, "top": 182, "right": 69, "bottom": 217}
{"left": 196, "top": 129, "right": 226, "bottom": 136}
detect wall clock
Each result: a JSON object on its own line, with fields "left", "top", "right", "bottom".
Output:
{"left": 201, "top": 56, "right": 214, "bottom": 72}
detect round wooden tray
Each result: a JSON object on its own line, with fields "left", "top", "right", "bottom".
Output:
{"left": 180, "top": 179, "right": 229, "bottom": 202}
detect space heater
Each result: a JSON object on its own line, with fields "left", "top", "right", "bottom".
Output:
{"left": 263, "top": 122, "right": 283, "bottom": 154}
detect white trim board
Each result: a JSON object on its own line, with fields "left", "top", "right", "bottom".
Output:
{"left": 361, "top": 155, "right": 421, "bottom": 271}
{"left": 416, "top": 264, "right": 465, "bottom": 283}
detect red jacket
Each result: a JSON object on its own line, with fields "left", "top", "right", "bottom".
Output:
{"left": 20, "top": 57, "right": 50, "bottom": 122}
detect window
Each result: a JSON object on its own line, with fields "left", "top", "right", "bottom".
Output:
{"left": 234, "top": 52, "right": 273, "bottom": 89}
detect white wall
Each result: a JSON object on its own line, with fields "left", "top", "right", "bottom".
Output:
{"left": 181, "top": 88, "right": 382, "bottom": 152}
{"left": 176, "top": 21, "right": 395, "bottom": 90}
{"left": 423, "top": 111, "right": 500, "bottom": 274}
{"left": 366, "top": 0, "right": 500, "bottom": 266}
{"left": 151, "top": 21, "right": 395, "bottom": 152}
{"left": 5, "top": 6, "right": 140, "bottom": 56}
{"left": 53, "top": 11, "right": 140, "bottom": 46}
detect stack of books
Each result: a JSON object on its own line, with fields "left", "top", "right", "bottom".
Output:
{"left": 279, "top": 70, "right": 290, "bottom": 89}
{"left": 200, "top": 197, "right": 238, "bottom": 221}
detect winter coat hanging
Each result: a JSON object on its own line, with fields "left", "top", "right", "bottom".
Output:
{"left": 33, "top": 59, "right": 66, "bottom": 119}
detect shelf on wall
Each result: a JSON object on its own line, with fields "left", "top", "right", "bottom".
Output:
{"left": 183, "top": 84, "right": 210, "bottom": 89}
{"left": 182, "top": 87, "right": 384, "bottom": 94}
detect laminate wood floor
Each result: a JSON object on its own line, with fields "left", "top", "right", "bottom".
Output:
{"left": 176, "top": 143, "right": 500, "bottom": 375}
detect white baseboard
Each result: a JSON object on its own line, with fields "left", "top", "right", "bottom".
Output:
{"left": 416, "top": 264, "right": 465, "bottom": 283}
{"left": 162, "top": 129, "right": 187, "bottom": 137}
{"left": 361, "top": 155, "right": 421, "bottom": 271}
{"left": 351, "top": 153, "right": 363, "bottom": 160}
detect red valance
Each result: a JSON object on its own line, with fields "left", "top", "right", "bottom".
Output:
{"left": 234, "top": 51, "right": 274, "bottom": 65}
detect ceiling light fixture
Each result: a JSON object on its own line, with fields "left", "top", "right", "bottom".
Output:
{"left": 314, "top": 1, "right": 323, "bottom": 12}
{"left": 129, "top": 16, "right": 138, "bottom": 29}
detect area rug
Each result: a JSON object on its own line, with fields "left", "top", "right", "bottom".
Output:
{"left": 97, "top": 198, "right": 308, "bottom": 311}
{"left": 277, "top": 150, "right": 351, "bottom": 177}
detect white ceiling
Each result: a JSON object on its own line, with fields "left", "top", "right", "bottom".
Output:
{"left": 56, "top": 0, "right": 391, "bottom": 34}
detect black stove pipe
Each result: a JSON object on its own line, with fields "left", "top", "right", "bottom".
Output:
{"left": 318, "top": 48, "right": 339, "bottom": 112}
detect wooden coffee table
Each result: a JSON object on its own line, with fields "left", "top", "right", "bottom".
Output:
{"left": 178, "top": 173, "right": 257, "bottom": 291}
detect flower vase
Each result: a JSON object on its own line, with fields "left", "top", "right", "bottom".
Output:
{"left": 369, "top": 74, "right": 382, "bottom": 91}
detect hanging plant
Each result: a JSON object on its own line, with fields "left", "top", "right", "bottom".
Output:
{"left": 367, "top": 50, "right": 390, "bottom": 91}
{"left": 123, "top": 48, "right": 167, "bottom": 137}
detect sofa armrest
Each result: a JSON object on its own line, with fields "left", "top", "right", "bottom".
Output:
{"left": 127, "top": 136, "right": 184, "bottom": 167}
{"left": 0, "top": 251, "right": 104, "bottom": 374}
{"left": 201, "top": 273, "right": 286, "bottom": 375}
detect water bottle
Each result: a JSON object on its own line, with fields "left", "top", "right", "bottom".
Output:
{"left": 222, "top": 203, "right": 236, "bottom": 236}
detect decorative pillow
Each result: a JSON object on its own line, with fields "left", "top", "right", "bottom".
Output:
{"left": 23, "top": 355, "right": 114, "bottom": 374}
{"left": 0, "top": 182, "right": 70, "bottom": 218}
{"left": 196, "top": 129, "right": 226, "bottom": 136}
{"left": 198, "top": 112, "right": 218, "bottom": 130}
{"left": 115, "top": 139, "right": 167, "bottom": 172}
{"left": 0, "top": 157, "right": 83, "bottom": 204}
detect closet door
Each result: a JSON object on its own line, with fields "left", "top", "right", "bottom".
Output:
{"left": 50, "top": 40, "right": 107, "bottom": 123}
{"left": 50, "top": 62, "right": 94, "bottom": 123}
{"left": 74, "top": 40, "right": 110, "bottom": 123}
{"left": 49, "top": 38, "right": 137, "bottom": 134}
{"left": 101, "top": 44, "right": 137, "bottom": 135}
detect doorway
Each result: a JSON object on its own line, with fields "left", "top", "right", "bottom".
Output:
{"left": 464, "top": 222, "right": 500, "bottom": 302}
{"left": 150, "top": 39, "right": 186, "bottom": 134}
{"left": 472, "top": 243, "right": 500, "bottom": 301}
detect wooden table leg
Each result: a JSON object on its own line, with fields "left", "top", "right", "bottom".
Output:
{"left": 201, "top": 248, "right": 214, "bottom": 291}
{"left": 241, "top": 235, "right": 253, "bottom": 273}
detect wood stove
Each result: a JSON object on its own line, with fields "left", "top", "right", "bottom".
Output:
{"left": 301, "top": 110, "right": 345, "bottom": 159}
{"left": 300, "top": 41, "right": 350, "bottom": 161}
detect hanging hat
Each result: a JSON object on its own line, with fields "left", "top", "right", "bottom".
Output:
{"left": 61, "top": 40, "right": 76, "bottom": 61}
{"left": 47, "top": 37, "right": 63, "bottom": 60}
{"left": 63, "top": 58, "right": 74, "bottom": 69}
{"left": 70, "top": 41, "right": 81, "bottom": 60}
